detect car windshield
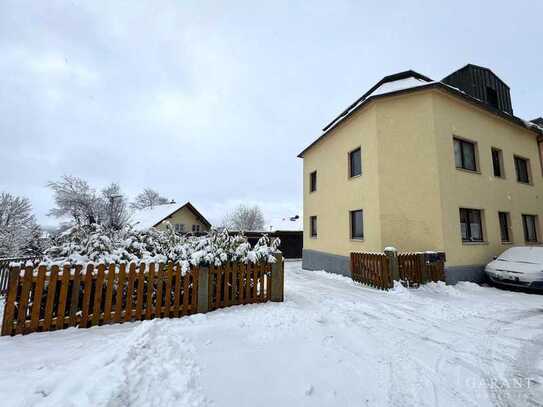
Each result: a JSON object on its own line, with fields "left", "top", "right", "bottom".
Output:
{"left": 497, "top": 247, "right": 543, "bottom": 264}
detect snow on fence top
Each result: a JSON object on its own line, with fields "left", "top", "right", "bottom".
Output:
{"left": 11, "top": 224, "right": 281, "bottom": 274}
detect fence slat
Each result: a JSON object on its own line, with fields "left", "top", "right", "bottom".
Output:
{"left": 30, "top": 266, "right": 46, "bottom": 332}
{"left": 224, "top": 265, "right": 230, "bottom": 307}
{"left": 114, "top": 264, "right": 126, "bottom": 323}
{"left": 16, "top": 266, "right": 33, "bottom": 335}
{"left": 79, "top": 264, "right": 94, "bottom": 329}
{"left": 164, "top": 263, "right": 173, "bottom": 318}
{"left": 124, "top": 263, "right": 135, "bottom": 322}
{"left": 232, "top": 264, "right": 239, "bottom": 304}
{"left": 43, "top": 266, "right": 60, "bottom": 331}
{"left": 239, "top": 265, "right": 245, "bottom": 304}
{"left": 190, "top": 268, "right": 198, "bottom": 314}
{"left": 69, "top": 265, "right": 82, "bottom": 327}
{"left": 155, "top": 263, "right": 164, "bottom": 318}
{"left": 103, "top": 264, "right": 115, "bottom": 324}
{"left": 145, "top": 263, "right": 155, "bottom": 320}
{"left": 1, "top": 267, "right": 20, "bottom": 335}
{"left": 182, "top": 270, "right": 190, "bottom": 315}
{"left": 258, "top": 266, "right": 264, "bottom": 302}
{"left": 56, "top": 265, "right": 71, "bottom": 330}
{"left": 91, "top": 264, "right": 105, "bottom": 327}
{"left": 215, "top": 267, "right": 221, "bottom": 308}
{"left": 135, "top": 263, "right": 145, "bottom": 321}
{"left": 266, "top": 265, "right": 271, "bottom": 301}
{"left": 173, "top": 264, "right": 182, "bottom": 317}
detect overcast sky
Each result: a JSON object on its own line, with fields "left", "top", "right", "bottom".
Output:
{"left": 1, "top": 1, "right": 542, "bottom": 228}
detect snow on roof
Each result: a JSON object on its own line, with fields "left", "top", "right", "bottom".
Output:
{"left": 264, "top": 215, "right": 302, "bottom": 232}
{"left": 366, "top": 77, "right": 432, "bottom": 98}
{"left": 130, "top": 203, "right": 180, "bottom": 230}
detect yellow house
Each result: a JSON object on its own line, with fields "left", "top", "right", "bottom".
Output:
{"left": 132, "top": 201, "right": 211, "bottom": 234}
{"left": 298, "top": 64, "right": 543, "bottom": 283}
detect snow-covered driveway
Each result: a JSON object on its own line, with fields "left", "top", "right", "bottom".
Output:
{"left": 1, "top": 261, "right": 542, "bottom": 407}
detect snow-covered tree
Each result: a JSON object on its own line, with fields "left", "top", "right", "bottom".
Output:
{"left": 101, "top": 183, "right": 130, "bottom": 230}
{"left": 48, "top": 176, "right": 129, "bottom": 230}
{"left": 43, "top": 224, "right": 280, "bottom": 271}
{"left": 48, "top": 176, "right": 102, "bottom": 226}
{"left": 222, "top": 204, "right": 265, "bottom": 231}
{"left": 130, "top": 188, "right": 170, "bottom": 210}
{"left": 0, "top": 192, "right": 43, "bottom": 257}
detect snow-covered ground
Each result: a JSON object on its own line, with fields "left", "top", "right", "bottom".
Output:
{"left": 1, "top": 261, "right": 542, "bottom": 407}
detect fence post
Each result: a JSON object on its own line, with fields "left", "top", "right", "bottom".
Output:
{"left": 271, "top": 253, "right": 284, "bottom": 302}
{"left": 197, "top": 266, "right": 209, "bottom": 313}
{"left": 384, "top": 247, "right": 399, "bottom": 283}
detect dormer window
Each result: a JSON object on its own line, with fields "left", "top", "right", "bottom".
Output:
{"left": 486, "top": 87, "right": 499, "bottom": 109}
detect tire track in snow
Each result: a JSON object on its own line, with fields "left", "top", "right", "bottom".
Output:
{"left": 475, "top": 309, "right": 543, "bottom": 407}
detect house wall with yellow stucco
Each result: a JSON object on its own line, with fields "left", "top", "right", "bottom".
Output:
{"left": 432, "top": 90, "right": 543, "bottom": 268}
{"left": 302, "top": 87, "right": 543, "bottom": 278}
{"left": 155, "top": 206, "right": 210, "bottom": 233}
{"left": 303, "top": 104, "right": 382, "bottom": 257}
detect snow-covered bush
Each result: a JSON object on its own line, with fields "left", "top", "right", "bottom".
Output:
{"left": 43, "top": 223, "right": 281, "bottom": 271}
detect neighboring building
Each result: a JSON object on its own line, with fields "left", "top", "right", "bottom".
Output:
{"left": 131, "top": 202, "right": 211, "bottom": 233}
{"left": 298, "top": 64, "right": 543, "bottom": 283}
{"left": 228, "top": 215, "right": 304, "bottom": 259}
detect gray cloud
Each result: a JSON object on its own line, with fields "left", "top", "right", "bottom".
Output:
{"left": 1, "top": 0, "right": 542, "bottom": 227}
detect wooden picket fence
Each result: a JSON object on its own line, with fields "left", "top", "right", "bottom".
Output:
{"left": 351, "top": 251, "right": 445, "bottom": 290}
{"left": 350, "top": 253, "right": 392, "bottom": 290}
{"left": 398, "top": 252, "right": 445, "bottom": 286}
{"left": 0, "top": 256, "right": 41, "bottom": 295}
{"left": 1, "top": 260, "right": 280, "bottom": 336}
{"left": 209, "top": 263, "right": 271, "bottom": 310}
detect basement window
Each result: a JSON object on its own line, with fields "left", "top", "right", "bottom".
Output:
{"left": 459, "top": 208, "right": 484, "bottom": 242}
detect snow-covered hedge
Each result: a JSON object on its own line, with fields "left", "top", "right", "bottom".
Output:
{"left": 41, "top": 224, "right": 281, "bottom": 273}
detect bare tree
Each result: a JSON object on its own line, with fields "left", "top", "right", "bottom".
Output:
{"left": 48, "top": 176, "right": 102, "bottom": 225}
{"left": 222, "top": 204, "right": 265, "bottom": 231}
{"left": 48, "top": 176, "right": 129, "bottom": 230}
{"left": 0, "top": 192, "right": 42, "bottom": 256}
{"left": 131, "top": 188, "right": 169, "bottom": 209}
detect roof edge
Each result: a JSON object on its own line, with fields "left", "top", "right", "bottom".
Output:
{"left": 297, "top": 82, "right": 542, "bottom": 158}
{"left": 321, "top": 70, "right": 432, "bottom": 133}
{"left": 152, "top": 201, "right": 212, "bottom": 228}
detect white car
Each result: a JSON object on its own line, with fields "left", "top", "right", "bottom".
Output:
{"left": 485, "top": 246, "right": 543, "bottom": 290}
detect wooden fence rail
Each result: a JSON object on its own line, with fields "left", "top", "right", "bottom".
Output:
{"left": 1, "top": 257, "right": 283, "bottom": 336}
{"left": 351, "top": 251, "right": 445, "bottom": 290}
